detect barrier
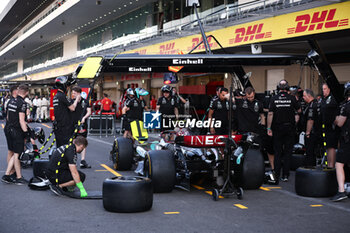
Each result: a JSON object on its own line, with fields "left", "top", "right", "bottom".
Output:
{"left": 87, "top": 113, "right": 115, "bottom": 137}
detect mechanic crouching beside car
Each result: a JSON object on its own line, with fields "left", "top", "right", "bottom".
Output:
{"left": 47, "top": 136, "right": 89, "bottom": 197}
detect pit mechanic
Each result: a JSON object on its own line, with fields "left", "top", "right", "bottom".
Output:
{"left": 267, "top": 80, "right": 300, "bottom": 183}
{"left": 47, "top": 136, "right": 89, "bottom": 197}
{"left": 53, "top": 76, "right": 81, "bottom": 147}
{"left": 122, "top": 88, "right": 143, "bottom": 138}
{"left": 208, "top": 87, "right": 232, "bottom": 135}
{"left": 331, "top": 82, "right": 350, "bottom": 202}
{"left": 320, "top": 83, "right": 340, "bottom": 168}
{"left": 302, "top": 89, "right": 320, "bottom": 167}
{"left": 157, "top": 85, "right": 179, "bottom": 131}
{"left": 70, "top": 86, "right": 92, "bottom": 169}
{"left": 2, "top": 84, "right": 30, "bottom": 185}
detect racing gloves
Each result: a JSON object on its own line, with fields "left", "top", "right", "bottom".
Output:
{"left": 76, "top": 182, "right": 88, "bottom": 197}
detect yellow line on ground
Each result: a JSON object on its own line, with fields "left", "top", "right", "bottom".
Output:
{"left": 260, "top": 187, "right": 271, "bottom": 191}
{"left": 42, "top": 123, "right": 52, "bottom": 129}
{"left": 310, "top": 204, "right": 323, "bottom": 207}
{"left": 1, "top": 124, "right": 4, "bottom": 129}
{"left": 191, "top": 184, "right": 205, "bottom": 190}
{"left": 266, "top": 187, "right": 281, "bottom": 189}
{"left": 100, "top": 164, "right": 122, "bottom": 177}
{"left": 234, "top": 204, "right": 248, "bottom": 209}
{"left": 164, "top": 212, "right": 180, "bottom": 215}
{"left": 205, "top": 191, "right": 224, "bottom": 199}
{"left": 95, "top": 170, "right": 108, "bottom": 172}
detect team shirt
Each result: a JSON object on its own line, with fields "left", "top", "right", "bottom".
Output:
{"left": 48, "top": 145, "right": 77, "bottom": 172}
{"left": 6, "top": 95, "right": 26, "bottom": 130}
{"left": 339, "top": 100, "right": 350, "bottom": 142}
{"left": 320, "top": 94, "right": 339, "bottom": 126}
{"left": 101, "top": 97, "right": 112, "bottom": 111}
{"left": 157, "top": 96, "right": 177, "bottom": 116}
{"left": 234, "top": 98, "right": 264, "bottom": 133}
{"left": 303, "top": 99, "right": 320, "bottom": 134}
{"left": 125, "top": 97, "right": 143, "bottom": 121}
{"left": 71, "top": 98, "right": 90, "bottom": 125}
{"left": 53, "top": 91, "right": 72, "bottom": 128}
{"left": 269, "top": 92, "right": 299, "bottom": 130}
{"left": 209, "top": 97, "right": 230, "bottom": 126}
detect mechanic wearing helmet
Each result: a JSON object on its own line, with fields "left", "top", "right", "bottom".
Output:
{"left": 71, "top": 86, "right": 92, "bottom": 169}
{"left": 135, "top": 87, "right": 149, "bottom": 112}
{"left": 267, "top": 80, "right": 300, "bottom": 183}
{"left": 331, "top": 82, "right": 350, "bottom": 202}
{"left": 122, "top": 88, "right": 143, "bottom": 138}
{"left": 157, "top": 85, "right": 179, "bottom": 130}
{"left": 320, "top": 83, "right": 340, "bottom": 168}
{"left": 208, "top": 87, "right": 232, "bottom": 135}
{"left": 53, "top": 76, "right": 80, "bottom": 147}
{"left": 2, "top": 84, "right": 30, "bottom": 185}
{"left": 302, "top": 89, "right": 320, "bottom": 167}
{"left": 47, "top": 136, "right": 88, "bottom": 197}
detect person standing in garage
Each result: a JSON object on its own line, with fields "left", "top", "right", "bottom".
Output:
{"left": 331, "top": 82, "right": 350, "bottom": 202}
{"left": 267, "top": 80, "right": 300, "bottom": 183}
{"left": 302, "top": 89, "right": 320, "bottom": 167}
{"left": 320, "top": 83, "right": 340, "bottom": 168}
{"left": 208, "top": 87, "right": 231, "bottom": 135}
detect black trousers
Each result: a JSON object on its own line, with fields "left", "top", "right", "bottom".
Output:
{"left": 273, "top": 126, "right": 295, "bottom": 178}
{"left": 305, "top": 133, "right": 318, "bottom": 166}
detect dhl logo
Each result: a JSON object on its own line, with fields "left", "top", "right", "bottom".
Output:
{"left": 160, "top": 42, "right": 179, "bottom": 54}
{"left": 229, "top": 23, "right": 271, "bottom": 44}
{"left": 134, "top": 49, "right": 147, "bottom": 55}
{"left": 187, "top": 36, "right": 218, "bottom": 51}
{"left": 287, "top": 9, "right": 348, "bottom": 34}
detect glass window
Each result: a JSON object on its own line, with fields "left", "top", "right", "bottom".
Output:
{"left": 0, "top": 62, "right": 17, "bottom": 77}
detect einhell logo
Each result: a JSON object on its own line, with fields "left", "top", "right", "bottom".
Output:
{"left": 229, "top": 23, "right": 272, "bottom": 44}
{"left": 128, "top": 67, "right": 152, "bottom": 72}
{"left": 172, "top": 59, "right": 203, "bottom": 65}
{"left": 287, "top": 9, "right": 349, "bottom": 34}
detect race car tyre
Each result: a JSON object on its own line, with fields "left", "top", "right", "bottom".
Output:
{"left": 242, "top": 148, "right": 265, "bottom": 190}
{"left": 111, "top": 137, "right": 134, "bottom": 171}
{"left": 290, "top": 153, "right": 306, "bottom": 171}
{"left": 33, "top": 159, "right": 50, "bottom": 179}
{"left": 295, "top": 167, "right": 338, "bottom": 197}
{"left": 144, "top": 150, "right": 176, "bottom": 193}
{"left": 103, "top": 176, "right": 153, "bottom": 213}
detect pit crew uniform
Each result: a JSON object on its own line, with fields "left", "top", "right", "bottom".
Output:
{"left": 5, "top": 95, "right": 27, "bottom": 154}
{"left": 157, "top": 96, "right": 177, "bottom": 130}
{"left": 336, "top": 101, "right": 350, "bottom": 164}
{"left": 53, "top": 91, "right": 74, "bottom": 147}
{"left": 47, "top": 144, "right": 85, "bottom": 185}
{"left": 209, "top": 98, "right": 230, "bottom": 135}
{"left": 320, "top": 94, "right": 340, "bottom": 149}
{"left": 124, "top": 97, "right": 143, "bottom": 131}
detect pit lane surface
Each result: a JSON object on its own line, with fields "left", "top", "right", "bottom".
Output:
{"left": 0, "top": 122, "right": 349, "bottom": 233}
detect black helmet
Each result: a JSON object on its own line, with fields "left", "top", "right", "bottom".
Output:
{"left": 55, "top": 76, "right": 69, "bottom": 92}
{"left": 344, "top": 82, "right": 350, "bottom": 98}
{"left": 55, "top": 76, "right": 76, "bottom": 92}
{"left": 33, "top": 127, "right": 45, "bottom": 144}
{"left": 277, "top": 79, "right": 290, "bottom": 91}
{"left": 161, "top": 85, "right": 172, "bottom": 93}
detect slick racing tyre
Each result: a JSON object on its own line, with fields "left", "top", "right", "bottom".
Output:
{"left": 103, "top": 176, "right": 153, "bottom": 213}
{"left": 111, "top": 137, "right": 134, "bottom": 171}
{"left": 290, "top": 153, "right": 306, "bottom": 171}
{"left": 242, "top": 148, "right": 265, "bottom": 190}
{"left": 144, "top": 150, "right": 176, "bottom": 193}
{"left": 33, "top": 159, "right": 50, "bottom": 179}
{"left": 295, "top": 167, "right": 338, "bottom": 197}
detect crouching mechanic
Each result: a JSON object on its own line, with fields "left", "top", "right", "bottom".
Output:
{"left": 47, "top": 136, "right": 88, "bottom": 197}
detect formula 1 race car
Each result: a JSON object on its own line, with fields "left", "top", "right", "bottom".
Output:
{"left": 110, "top": 128, "right": 265, "bottom": 199}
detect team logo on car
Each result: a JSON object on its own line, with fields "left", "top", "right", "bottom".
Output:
{"left": 144, "top": 111, "right": 162, "bottom": 129}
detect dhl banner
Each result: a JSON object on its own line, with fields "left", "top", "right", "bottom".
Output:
{"left": 127, "top": 1, "right": 350, "bottom": 55}
{"left": 14, "top": 62, "right": 81, "bottom": 81}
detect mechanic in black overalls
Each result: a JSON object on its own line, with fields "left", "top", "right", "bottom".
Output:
{"left": 267, "top": 80, "right": 300, "bottom": 183}
{"left": 208, "top": 87, "right": 231, "bottom": 135}
{"left": 302, "top": 89, "right": 320, "bottom": 167}
{"left": 320, "top": 83, "right": 340, "bottom": 168}
{"left": 53, "top": 76, "right": 80, "bottom": 147}
{"left": 2, "top": 84, "right": 30, "bottom": 185}
{"left": 157, "top": 85, "right": 178, "bottom": 131}
{"left": 70, "top": 86, "right": 91, "bottom": 169}
{"left": 47, "top": 136, "right": 88, "bottom": 197}
{"left": 122, "top": 88, "right": 143, "bottom": 138}
{"left": 331, "top": 82, "right": 350, "bottom": 202}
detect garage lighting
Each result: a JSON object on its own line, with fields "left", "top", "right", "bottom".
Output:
{"left": 124, "top": 4, "right": 127, "bottom": 7}
{"left": 116, "top": 81, "right": 119, "bottom": 85}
